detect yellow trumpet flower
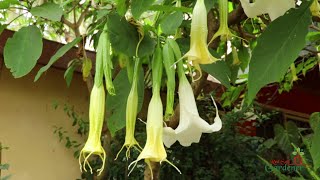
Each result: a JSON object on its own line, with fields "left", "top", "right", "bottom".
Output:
{"left": 182, "top": 0, "right": 219, "bottom": 79}
{"left": 128, "top": 95, "right": 181, "bottom": 177}
{"left": 79, "top": 84, "right": 106, "bottom": 176}
{"left": 129, "top": 44, "right": 180, "bottom": 177}
{"left": 115, "top": 58, "right": 142, "bottom": 160}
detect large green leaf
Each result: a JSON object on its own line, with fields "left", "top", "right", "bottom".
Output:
{"left": 0, "top": 0, "right": 18, "bottom": 9}
{"left": 131, "top": 0, "right": 155, "bottom": 19}
{"left": 247, "top": 1, "right": 312, "bottom": 103}
{"left": 30, "top": 2, "right": 63, "bottom": 22}
{"left": 274, "top": 121, "right": 300, "bottom": 155}
{"left": 106, "top": 68, "right": 144, "bottom": 136}
{"left": 160, "top": 11, "right": 183, "bottom": 35}
{"left": 201, "top": 61, "right": 231, "bottom": 88}
{"left": 4, "top": 25, "right": 43, "bottom": 78}
{"left": 107, "top": 13, "right": 156, "bottom": 57}
{"left": 310, "top": 112, "right": 320, "bottom": 171}
{"left": 34, "top": 37, "right": 81, "bottom": 81}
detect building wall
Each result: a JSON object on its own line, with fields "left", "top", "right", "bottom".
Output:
{"left": 0, "top": 64, "right": 89, "bottom": 180}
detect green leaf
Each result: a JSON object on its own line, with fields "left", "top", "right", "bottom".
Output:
{"left": 64, "top": 63, "right": 76, "bottom": 87}
{"left": 30, "top": 2, "right": 63, "bottom": 21}
{"left": 247, "top": 1, "right": 312, "bottom": 103}
{"left": 160, "top": 11, "right": 183, "bottom": 35}
{"left": 107, "top": 13, "right": 156, "bottom": 57}
{"left": 4, "top": 25, "right": 43, "bottom": 78}
{"left": 306, "top": 31, "right": 320, "bottom": 42}
{"left": 310, "top": 112, "right": 320, "bottom": 170}
{"left": 0, "top": 163, "right": 9, "bottom": 170}
{"left": 274, "top": 121, "right": 300, "bottom": 155}
{"left": 106, "top": 68, "right": 144, "bottom": 136}
{"left": 201, "top": 61, "right": 231, "bottom": 88}
{"left": 148, "top": 5, "right": 192, "bottom": 13}
{"left": 131, "top": 0, "right": 155, "bottom": 19}
{"left": 34, "top": 37, "right": 81, "bottom": 81}
{"left": 310, "top": 112, "right": 320, "bottom": 131}
{"left": 0, "top": 0, "right": 18, "bottom": 9}
{"left": 116, "top": 0, "right": 128, "bottom": 16}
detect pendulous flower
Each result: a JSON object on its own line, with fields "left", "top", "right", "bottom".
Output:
{"left": 163, "top": 60, "right": 222, "bottom": 148}
{"left": 115, "top": 57, "right": 142, "bottom": 160}
{"left": 239, "top": 0, "right": 295, "bottom": 21}
{"left": 129, "top": 44, "right": 180, "bottom": 177}
{"left": 181, "top": 0, "right": 219, "bottom": 78}
{"left": 79, "top": 84, "right": 106, "bottom": 176}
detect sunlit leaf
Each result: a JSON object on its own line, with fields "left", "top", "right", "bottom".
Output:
{"left": 30, "top": 2, "right": 63, "bottom": 21}
{"left": 4, "top": 25, "right": 43, "bottom": 78}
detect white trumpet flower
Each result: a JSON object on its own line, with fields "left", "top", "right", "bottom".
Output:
{"left": 239, "top": 0, "right": 295, "bottom": 21}
{"left": 163, "top": 74, "right": 222, "bottom": 148}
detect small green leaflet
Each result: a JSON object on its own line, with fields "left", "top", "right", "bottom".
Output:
{"left": 246, "top": 1, "right": 312, "bottom": 103}
{"left": 30, "top": 2, "right": 63, "bottom": 21}
{"left": 4, "top": 25, "right": 43, "bottom": 78}
{"left": 106, "top": 68, "right": 144, "bottom": 136}
{"left": 35, "top": 37, "right": 81, "bottom": 81}
{"left": 131, "top": 0, "right": 156, "bottom": 19}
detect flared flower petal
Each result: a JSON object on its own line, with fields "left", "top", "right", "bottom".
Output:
{"left": 239, "top": 0, "right": 295, "bottom": 21}
{"left": 163, "top": 75, "right": 222, "bottom": 148}
{"left": 79, "top": 84, "right": 106, "bottom": 176}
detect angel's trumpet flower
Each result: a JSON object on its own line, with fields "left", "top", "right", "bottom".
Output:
{"left": 181, "top": 0, "right": 219, "bottom": 79}
{"left": 115, "top": 58, "right": 142, "bottom": 160}
{"left": 239, "top": 0, "right": 295, "bottom": 21}
{"left": 79, "top": 30, "right": 107, "bottom": 176}
{"left": 129, "top": 45, "right": 181, "bottom": 177}
{"left": 163, "top": 60, "right": 222, "bottom": 148}
{"left": 79, "top": 84, "right": 106, "bottom": 176}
